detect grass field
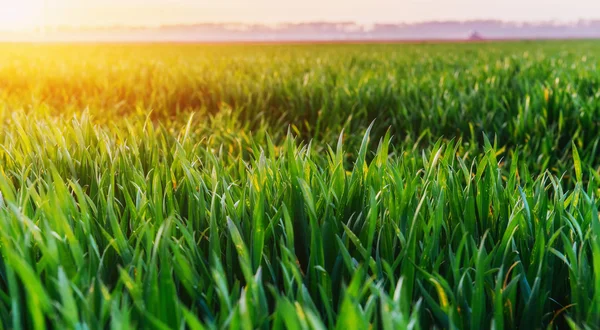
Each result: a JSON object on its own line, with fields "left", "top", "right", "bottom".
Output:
{"left": 0, "top": 41, "right": 599, "bottom": 329}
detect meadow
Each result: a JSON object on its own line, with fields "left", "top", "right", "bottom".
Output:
{"left": 0, "top": 41, "right": 599, "bottom": 329}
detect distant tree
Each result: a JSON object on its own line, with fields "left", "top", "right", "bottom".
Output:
{"left": 468, "top": 30, "right": 484, "bottom": 41}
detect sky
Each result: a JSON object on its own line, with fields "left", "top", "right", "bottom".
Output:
{"left": 2, "top": 0, "right": 600, "bottom": 30}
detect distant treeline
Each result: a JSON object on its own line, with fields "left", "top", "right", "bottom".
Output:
{"left": 4, "top": 20, "right": 600, "bottom": 41}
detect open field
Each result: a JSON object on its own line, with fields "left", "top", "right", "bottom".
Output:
{"left": 0, "top": 41, "right": 599, "bottom": 329}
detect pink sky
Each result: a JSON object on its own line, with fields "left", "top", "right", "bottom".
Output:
{"left": 2, "top": 0, "right": 600, "bottom": 30}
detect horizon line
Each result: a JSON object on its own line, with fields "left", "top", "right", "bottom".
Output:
{"left": 4, "top": 18, "right": 600, "bottom": 33}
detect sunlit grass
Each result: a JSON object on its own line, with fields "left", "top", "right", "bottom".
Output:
{"left": 0, "top": 41, "right": 598, "bottom": 329}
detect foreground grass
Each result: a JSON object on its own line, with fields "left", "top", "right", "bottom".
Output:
{"left": 0, "top": 113, "right": 598, "bottom": 329}
{"left": 0, "top": 42, "right": 599, "bottom": 329}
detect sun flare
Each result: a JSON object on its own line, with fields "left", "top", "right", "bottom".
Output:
{"left": 0, "top": 0, "right": 44, "bottom": 31}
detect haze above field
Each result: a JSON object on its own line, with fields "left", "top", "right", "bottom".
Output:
{"left": 2, "top": 0, "right": 600, "bottom": 28}
{"left": 4, "top": 21, "right": 600, "bottom": 42}
{"left": 1, "top": 0, "right": 600, "bottom": 40}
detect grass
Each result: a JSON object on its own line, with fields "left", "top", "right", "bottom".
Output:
{"left": 0, "top": 41, "right": 599, "bottom": 329}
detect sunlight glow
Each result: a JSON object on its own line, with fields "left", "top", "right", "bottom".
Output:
{"left": 1, "top": 0, "right": 600, "bottom": 32}
{"left": 0, "top": 0, "right": 44, "bottom": 31}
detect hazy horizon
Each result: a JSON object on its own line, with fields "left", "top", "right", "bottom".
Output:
{"left": 3, "top": 20, "right": 600, "bottom": 43}
{"left": 2, "top": 0, "right": 600, "bottom": 31}
{"left": 15, "top": 18, "right": 600, "bottom": 30}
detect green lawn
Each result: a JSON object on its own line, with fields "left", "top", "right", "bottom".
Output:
{"left": 0, "top": 41, "right": 599, "bottom": 329}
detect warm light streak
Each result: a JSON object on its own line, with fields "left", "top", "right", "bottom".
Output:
{"left": 0, "top": 0, "right": 44, "bottom": 31}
